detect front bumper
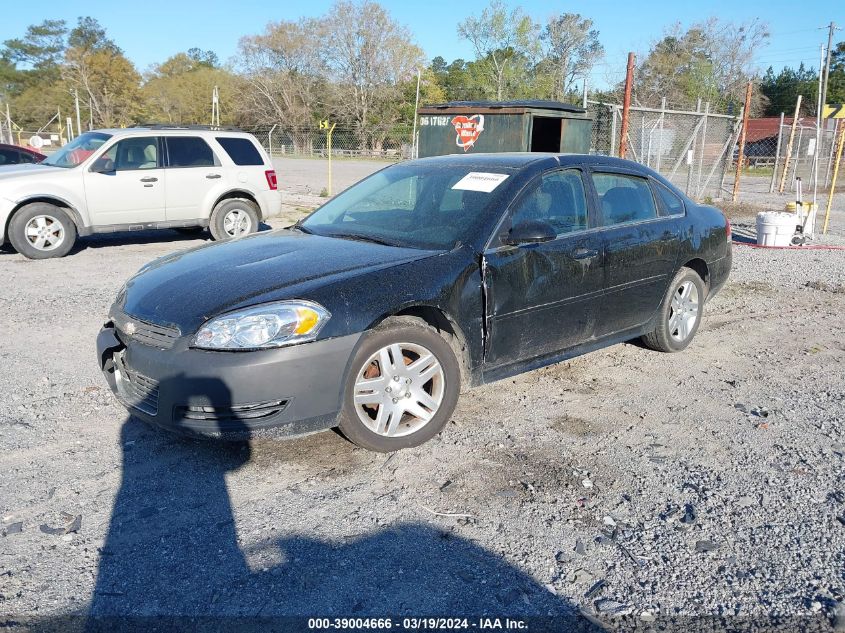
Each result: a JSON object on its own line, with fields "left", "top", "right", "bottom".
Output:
{"left": 96, "top": 323, "right": 360, "bottom": 440}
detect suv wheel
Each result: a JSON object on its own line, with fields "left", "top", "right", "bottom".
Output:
{"left": 338, "top": 317, "right": 461, "bottom": 452}
{"left": 9, "top": 203, "right": 77, "bottom": 259}
{"left": 641, "top": 267, "right": 706, "bottom": 352}
{"left": 209, "top": 199, "right": 259, "bottom": 241}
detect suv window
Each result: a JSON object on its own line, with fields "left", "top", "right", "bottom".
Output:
{"left": 167, "top": 136, "right": 216, "bottom": 168}
{"left": 592, "top": 172, "right": 658, "bottom": 226}
{"left": 101, "top": 137, "right": 159, "bottom": 171}
{"left": 216, "top": 137, "right": 263, "bottom": 166}
{"left": 654, "top": 181, "right": 685, "bottom": 215}
{"left": 511, "top": 169, "right": 589, "bottom": 235}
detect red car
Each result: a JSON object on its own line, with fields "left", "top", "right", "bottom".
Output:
{"left": 0, "top": 143, "right": 46, "bottom": 166}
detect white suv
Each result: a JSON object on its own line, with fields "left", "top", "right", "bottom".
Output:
{"left": 0, "top": 126, "right": 281, "bottom": 259}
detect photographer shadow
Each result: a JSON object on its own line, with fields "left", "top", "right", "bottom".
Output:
{"left": 80, "top": 374, "right": 602, "bottom": 631}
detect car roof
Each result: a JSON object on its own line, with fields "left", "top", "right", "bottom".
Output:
{"left": 408, "top": 152, "right": 651, "bottom": 171}
{"left": 88, "top": 127, "right": 252, "bottom": 138}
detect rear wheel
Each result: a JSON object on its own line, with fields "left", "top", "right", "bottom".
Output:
{"left": 641, "top": 267, "right": 705, "bottom": 352}
{"left": 209, "top": 199, "right": 259, "bottom": 241}
{"left": 8, "top": 203, "right": 77, "bottom": 259}
{"left": 338, "top": 317, "right": 461, "bottom": 452}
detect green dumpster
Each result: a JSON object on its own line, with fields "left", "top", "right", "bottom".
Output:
{"left": 416, "top": 100, "right": 592, "bottom": 157}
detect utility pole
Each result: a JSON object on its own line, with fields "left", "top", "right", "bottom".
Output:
{"left": 820, "top": 22, "right": 837, "bottom": 121}
{"left": 732, "top": 82, "right": 753, "bottom": 203}
{"left": 73, "top": 90, "right": 82, "bottom": 140}
{"left": 619, "top": 52, "right": 635, "bottom": 159}
{"left": 410, "top": 69, "right": 421, "bottom": 159}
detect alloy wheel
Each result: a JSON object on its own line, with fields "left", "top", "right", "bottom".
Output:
{"left": 668, "top": 280, "right": 700, "bottom": 342}
{"left": 223, "top": 209, "right": 251, "bottom": 237}
{"left": 24, "top": 215, "right": 65, "bottom": 251}
{"left": 352, "top": 342, "right": 445, "bottom": 438}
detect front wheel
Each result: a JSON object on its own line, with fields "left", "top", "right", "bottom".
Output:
{"left": 209, "top": 199, "right": 259, "bottom": 241}
{"left": 8, "top": 203, "right": 77, "bottom": 259}
{"left": 641, "top": 267, "right": 706, "bottom": 352}
{"left": 338, "top": 317, "right": 461, "bottom": 452}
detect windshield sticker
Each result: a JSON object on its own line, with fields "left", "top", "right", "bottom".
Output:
{"left": 451, "top": 172, "right": 509, "bottom": 193}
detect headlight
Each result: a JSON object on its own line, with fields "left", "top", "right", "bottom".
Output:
{"left": 193, "top": 300, "right": 330, "bottom": 350}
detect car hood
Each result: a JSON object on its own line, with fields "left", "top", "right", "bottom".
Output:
{"left": 0, "top": 163, "right": 69, "bottom": 181}
{"left": 120, "top": 229, "right": 441, "bottom": 333}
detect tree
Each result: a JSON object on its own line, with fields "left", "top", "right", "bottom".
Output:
{"left": 635, "top": 18, "right": 769, "bottom": 114}
{"left": 236, "top": 18, "right": 326, "bottom": 151}
{"left": 144, "top": 52, "right": 236, "bottom": 125}
{"left": 760, "top": 64, "right": 817, "bottom": 116}
{"left": 457, "top": 0, "right": 539, "bottom": 100}
{"left": 321, "top": 1, "right": 423, "bottom": 147}
{"left": 2, "top": 19, "right": 67, "bottom": 76}
{"left": 62, "top": 18, "right": 142, "bottom": 127}
{"left": 539, "top": 13, "right": 603, "bottom": 101}
{"left": 828, "top": 41, "right": 845, "bottom": 105}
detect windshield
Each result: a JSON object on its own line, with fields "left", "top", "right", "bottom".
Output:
{"left": 301, "top": 163, "right": 514, "bottom": 249}
{"left": 42, "top": 132, "right": 112, "bottom": 168}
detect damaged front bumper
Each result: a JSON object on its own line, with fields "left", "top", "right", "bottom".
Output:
{"left": 96, "top": 322, "right": 360, "bottom": 440}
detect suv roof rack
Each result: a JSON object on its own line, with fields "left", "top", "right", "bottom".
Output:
{"left": 133, "top": 123, "right": 243, "bottom": 132}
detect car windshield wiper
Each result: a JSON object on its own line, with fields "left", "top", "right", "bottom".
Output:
{"left": 290, "top": 220, "right": 315, "bottom": 234}
{"left": 331, "top": 232, "right": 402, "bottom": 247}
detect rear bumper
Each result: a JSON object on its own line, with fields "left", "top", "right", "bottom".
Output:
{"left": 96, "top": 324, "right": 360, "bottom": 440}
{"left": 256, "top": 189, "right": 283, "bottom": 221}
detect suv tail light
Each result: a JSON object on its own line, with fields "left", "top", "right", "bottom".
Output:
{"left": 265, "top": 170, "right": 278, "bottom": 190}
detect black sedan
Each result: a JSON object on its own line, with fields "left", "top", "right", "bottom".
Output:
{"left": 97, "top": 154, "right": 731, "bottom": 452}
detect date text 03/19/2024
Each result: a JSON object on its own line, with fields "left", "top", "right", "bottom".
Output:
{"left": 307, "top": 617, "right": 528, "bottom": 630}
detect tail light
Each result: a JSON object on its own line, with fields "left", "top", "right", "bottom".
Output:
{"left": 265, "top": 170, "right": 278, "bottom": 190}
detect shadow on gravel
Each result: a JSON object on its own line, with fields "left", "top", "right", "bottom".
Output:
{"left": 45, "top": 375, "right": 601, "bottom": 632}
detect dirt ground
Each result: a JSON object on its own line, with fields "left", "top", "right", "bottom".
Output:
{"left": 1, "top": 186, "right": 845, "bottom": 630}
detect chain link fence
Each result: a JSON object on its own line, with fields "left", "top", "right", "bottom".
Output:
{"left": 243, "top": 125, "right": 413, "bottom": 160}
{"left": 587, "top": 101, "right": 739, "bottom": 201}
{"left": 737, "top": 118, "right": 841, "bottom": 195}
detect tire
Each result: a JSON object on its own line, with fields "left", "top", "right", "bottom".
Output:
{"left": 337, "top": 317, "right": 461, "bottom": 452}
{"left": 209, "top": 199, "right": 259, "bottom": 241}
{"left": 641, "top": 267, "right": 706, "bottom": 353}
{"left": 8, "top": 203, "right": 77, "bottom": 259}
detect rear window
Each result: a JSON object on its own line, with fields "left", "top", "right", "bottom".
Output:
{"left": 166, "top": 136, "right": 216, "bottom": 168}
{"left": 216, "top": 137, "right": 264, "bottom": 166}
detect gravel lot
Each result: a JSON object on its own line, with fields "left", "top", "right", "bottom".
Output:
{"left": 1, "top": 200, "right": 845, "bottom": 630}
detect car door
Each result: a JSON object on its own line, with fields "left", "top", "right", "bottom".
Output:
{"left": 483, "top": 168, "right": 604, "bottom": 368}
{"left": 83, "top": 136, "right": 166, "bottom": 226}
{"left": 589, "top": 169, "right": 681, "bottom": 337}
{"left": 163, "top": 136, "right": 223, "bottom": 221}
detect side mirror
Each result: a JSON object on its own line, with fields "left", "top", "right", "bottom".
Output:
{"left": 506, "top": 220, "right": 556, "bottom": 245}
{"left": 90, "top": 157, "right": 114, "bottom": 173}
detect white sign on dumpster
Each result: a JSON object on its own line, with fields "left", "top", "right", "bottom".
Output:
{"left": 807, "top": 138, "right": 816, "bottom": 156}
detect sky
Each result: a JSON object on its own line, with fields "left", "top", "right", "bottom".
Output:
{"left": 2, "top": 0, "right": 840, "bottom": 90}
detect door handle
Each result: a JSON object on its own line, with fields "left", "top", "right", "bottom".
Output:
{"left": 205, "top": 174, "right": 222, "bottom": 179}
{"left": 140, "top": 177, "right": 158, "bottom": 183}
{"left": 572, "top": 247, "right": 599, "bottom": 260}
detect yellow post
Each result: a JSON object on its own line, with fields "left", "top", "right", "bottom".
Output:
{"left": 823, "top": 121, "right": 845, "bottom": 234}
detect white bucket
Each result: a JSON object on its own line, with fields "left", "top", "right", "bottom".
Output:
{"left": 756, "top": 212, "right": 797, "bottom": 247}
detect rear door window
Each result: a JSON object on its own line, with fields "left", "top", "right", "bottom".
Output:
{"left": 166, "top": 136, "right": 217, "bottom": 168}
{"left": 0, "top": 148, "right": 20, "bottom": 165}
{"left": 592, "top": 172, "right": 658, "bottom": 226}
{"left": 215, "top": 137, "right": 264, "bottom": 166}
